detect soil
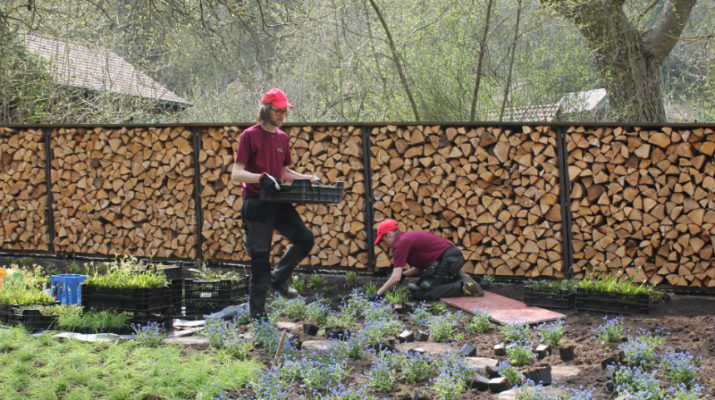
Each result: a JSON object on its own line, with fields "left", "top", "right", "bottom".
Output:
{"left": 228, "top": 275, "right": 715, "bottom": 400}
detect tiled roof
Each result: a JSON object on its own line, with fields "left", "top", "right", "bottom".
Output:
{"left": 557, "top": 88, "right": 607, "bottom": 114}
{"left": 23, "top": 33, "right": 190, "bottom": 106}
{"left": 485, "top": 104, "right": 561, "bottom": 122}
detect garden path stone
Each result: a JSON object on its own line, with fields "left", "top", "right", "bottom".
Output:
{"left": 396, "top": 342, "right": 453, "bottom": 356}
{"left": 54, "top": 332, "right": 127, "bottom": 343}
{"left": 164, "top": 335, "right": 209, "bottom": 347}
{"left": 302, "top": 339, "right": 338, "bottom": 352}
{"left": 277, "top": 321, "right": 301, "bottom": 333}
{"left": 464, "top": 357, "right": 499, "bottom": 374}
{"left": 550, "top": 365, "right": 582, "bottom": 380}
{"left": 497, "top": 386, "right": 570, "bottom": 400}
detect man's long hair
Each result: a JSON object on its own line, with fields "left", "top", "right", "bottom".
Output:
{"left": 257, "top": 104, "right": 272, "bottom": 124}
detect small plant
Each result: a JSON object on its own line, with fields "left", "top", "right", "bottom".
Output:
{"left": 368, "top": 360, "right": 394, "bottom": 392}
{"left": 187, "top": 264, "right": 245, "bottom": 282}
{"left": 269, "top": 296, "right": 308, "bottom": 319}
{"left": 432, "top": 371, "right": 465, "bottom": 400}
{"left": 56, "top": 308, "right": 131, "bottom": 332}
{"left": 385, "top": 284, "right": 411, "bottom": 304}
{"left": 130, "top": 321, "right": 166, "bottom": 347}
{"left": 483, "top": 274, "right": 495, "bottom": 283}
{"left": 501, "top": 322, "right": 531, "bottom": 343}
{"left": 527, "top": 279, "right": 577, "bottom": 294}
{"left": 613, "top": 366, "right": 664, "bottom": 399}
{"left": 323, "top": 384, "right": 377, "bottom": 400}
{"left": 667, "top": 383, "right": 705, "bottom": 400}
{"left": 291, "top": 276, "right": 307, "bottom": 294}
{"left": 660, "top": 351, "right": 698, "bottom": 388}
{"left": 250, "top": 368, "right": 290, "bottom": 400}
{"left": 507, "top": 342, "right": 535, "bottom": 367}
{"left": 467, "top": 307, "right": 492, "bottom": 333}
{"left": 594, "top": 316, "right": 625, "bottom": 343}
{"left": 301, "top": 354, "right": 351, "bottom": 393}
{"left": 498, "top": 362, "right": 524, "bottom": 386}
{"left": 201, "top": 318, "right": 254, "bottom": 359}
{"left": 362, "top": 281, "right": 377, "bottom": 297}
{"left": 308, "top": 273, "right": 325, "bottom": 288}
{"left": 409, "top": 302, "right": 433, "bottom": 327}
{"left": 578, "top": 271, "right": 662, "bottom": 301}
{"left": 305, "top": 298, "right": 329, "bottom": 325}
{"left": 536, "top": 320, "right": 565, "bottom": 347}
{"left": 428, "top": 312, "right": 460, "bottom": 342}
{"left": 619, "top": 333, "right": 662, "bottom": 368}
{"left": 357, "top": 318, "right": 404, "bottom": 347}
{"left": 344, "top": 271, "right": 358, "bottom": 288}
{"left": 401, "top": 352, "right": 434, "bottom": 383}
{"left": 84, "top": 256, "right": 167, "bottom": 289}
{"left": 429, "top": 302, "right": 450, "bottom": 315}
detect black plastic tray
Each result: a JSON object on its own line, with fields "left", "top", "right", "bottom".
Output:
{"left": 574, "top": 288, "right": 649, "bottom": 314}
{"left": 184, "top": 279, "right": 248, "bottom": 317}
{"left": 260, "top": 180, "right": 343, "bottom": 204}
{"left": 524, "top": 287, "right": 575, "bottom": 309}
{"left": 82, "top": 285, "right": 172, "bottom": 312}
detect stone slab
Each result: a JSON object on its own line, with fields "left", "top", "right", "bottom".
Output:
{"left": 395, "top": 342, "right": 454, "bottom": 357}
{"left": 442, "top": 291, "right": 566, "bottom": 325}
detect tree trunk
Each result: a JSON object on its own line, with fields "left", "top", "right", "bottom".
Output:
{"left": 542, "top": 0, "right": 697, "bottom": 123}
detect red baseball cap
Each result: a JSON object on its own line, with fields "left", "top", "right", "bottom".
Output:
{"left": 374, "top": 219, "right": 399, "bottom": 244}
{"left": 261, "top": 88, "right": 293, "bottom": 109}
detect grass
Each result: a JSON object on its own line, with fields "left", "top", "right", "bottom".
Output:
{"left": 0, "top": 326, "right": 259, "bottom": 400}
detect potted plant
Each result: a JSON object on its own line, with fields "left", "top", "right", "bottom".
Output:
{"left": 574, "top": 271, "right": 662, "bottom": 314}
{"left": 524, "top": 279, "right": 577, "bottom": 309}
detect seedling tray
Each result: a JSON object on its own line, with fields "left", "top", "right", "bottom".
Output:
{"left": 184, "top": 279, "right": 248, "bottom": 316}
{"left": 20, "top": 309, "right": 57, "bottom": 332}
{"left": 259, "top": 180, "right": 343, "bottom": 204}
{"left": 574, "top": 288, "right": 649, "bottom": 314}
{"left": 82, "top": 285, "right": 172, "bottom": 312}
{"left": 0, "top": 304, "right": 22, "bottom": 325}
{"left": 524, "top": 287, "right": 575, "bottom": 309}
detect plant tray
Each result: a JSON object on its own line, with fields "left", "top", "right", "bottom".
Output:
{"left": 524, "top": 287, "right": 575, "bottom": 309}
{"left": 20, "top": 309, "right": 57, "bottom": 332}
{"left": 82, "top": 285, "right": 172, "bottom": 313}
{"left": 168, "top": 279, "right": 183, "bottom": 317}
{"left": 574, "top": 288, "right": 649, "bottom": 314}
{"left": 0, "top": 304, "right": 22, "bottom": 325}
{"left": 184, "top": 279, "right": 247, "bottom": 317}
{"left": 259, "top": 180, "right": 343, "bottom": 204}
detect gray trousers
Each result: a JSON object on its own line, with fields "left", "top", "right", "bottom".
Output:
{"left": 415, "top": 246, "right": 465, "bottom": 301}
{"left": 241, "top": 197, "right": 314, "bottom": 319}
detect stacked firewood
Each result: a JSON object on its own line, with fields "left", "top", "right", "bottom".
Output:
{"left": 568, "top": 126, "right": 715, "bottom": 287}
{"left": 369, "top": 125, "right": 566, "bottom": 279}
{"left": 0, "top": 128, "right": 49, "bottom": 251}
{"left": 50, "top": 127, "right": 198, "bottom": 258}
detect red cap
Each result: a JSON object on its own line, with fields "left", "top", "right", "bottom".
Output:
{"left": 374, "top": 219, "right": 399, "bottom": 244}
{"left": 261, "top": 88, "right": 293, "bottom": 109}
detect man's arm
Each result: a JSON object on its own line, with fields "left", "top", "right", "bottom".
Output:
{"left": 231, "top": 162, "right": 262, "bottom": 184}
{"left": 283, "top": 166, "right": 319, "bottom": 183}
{"left": 376, "top": 267, "right": 403, "bottom": 296}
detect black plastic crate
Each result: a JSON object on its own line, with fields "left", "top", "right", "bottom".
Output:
{"left": 158, "top": 265, "right": 182, "bottom": 281}
{"left": 0, "top": 304, "right": 21, "bottom": 325}
{"left": 184, "top": 279, "right": 247, "bottom": 317}
{"left": 524, "top": 287, "right": 575, "bottom": 309}
{"left": 575, "top": 288, "right": 649, "bottom": 314}
{"left": 260, "top": 180, "right": 343, "bottom": 204}
{"left": 82, "top": 285, "right": 172, "bottom": 313}
{"left": 168, "top": 279, "right": 183, "bottom": 317}
{"left": 20, "top": 309, "right": 57, "bottom": 332}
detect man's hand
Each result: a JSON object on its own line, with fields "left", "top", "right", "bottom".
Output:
{"left": 368, "top": 293, "right": 381, "bottom": 302}
{"left": 260, "top": 173, "right": 281, "bottom": 191}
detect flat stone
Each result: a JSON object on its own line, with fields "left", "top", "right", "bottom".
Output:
{"left": 277, "top": 321, "right": 300, "bottom": 332}
{"left": 551, "top": 365, "right": 582, "bottom": 380}
{"left": 396, "top": 342, "right": 453, "bottom": 357}
{"left": 302, "top": 340, "right": 338, "bottom": 352}
{"left": 163, "top": 336, "right": 209, "bottom": 347}
{"left": 498, "top": 386, "right": 570, "bottom": 400}
{"left": 465, "top": 357, "right": 499, "bottom": 375}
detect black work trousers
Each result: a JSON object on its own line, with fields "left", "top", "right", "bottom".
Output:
{"left": 415, "top": 246, "right": 464, "bottom": 301}
{"left": 241, "top": 197, "right": 314, "bottom": 319}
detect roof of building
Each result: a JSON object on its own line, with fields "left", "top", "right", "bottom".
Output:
{"left": 23, "top": 33, "right": 190, "bottom": 106}
{"left": 557, "top": 88, "right": 608, "bottom": 114}
{"left": 485, "top": 104, "right": 561, "bottom": 122}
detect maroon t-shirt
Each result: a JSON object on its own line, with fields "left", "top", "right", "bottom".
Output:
{"left": 392, "top": 231, "right": 452, "bottom": 270}
{"left": 234, "top": 124, "right": 292, "bottom": 197}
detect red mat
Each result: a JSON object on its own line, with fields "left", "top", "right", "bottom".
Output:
{"left": 441, "top": 291, "right": 566, "bottom": 325}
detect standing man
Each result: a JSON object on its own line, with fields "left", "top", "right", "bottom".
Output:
{"left": 231, "top": 88, "right": 321, "bottom": 319}
{"left": 369, "top": 219, "right": 484, "bottom": 301}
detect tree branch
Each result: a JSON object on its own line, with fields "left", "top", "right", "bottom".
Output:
{"left": 642, "top": 0, "right": 697, "bottom": 64}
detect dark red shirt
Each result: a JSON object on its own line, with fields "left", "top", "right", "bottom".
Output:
{"left": 234, "top": 124, "right": 292, "bottom": 197}
{"left": 392, "top": 231, "right": 452, "bottom": 270}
